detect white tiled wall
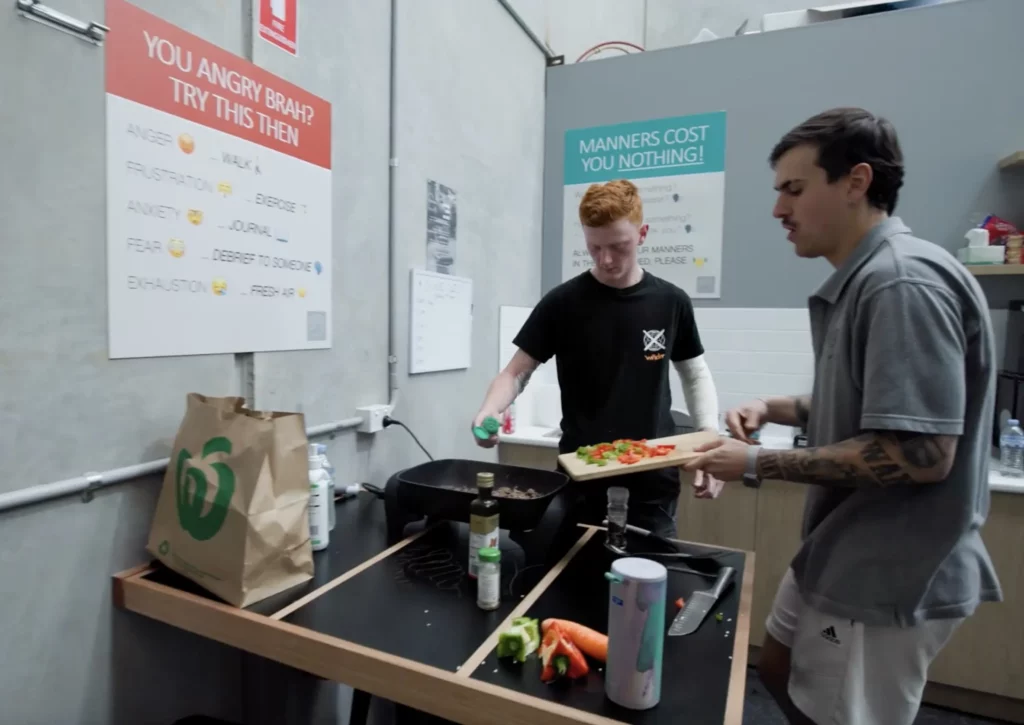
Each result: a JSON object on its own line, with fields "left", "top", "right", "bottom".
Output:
{"left": 679, "top": 308, "right": 814, "bottom": 439}
{"left": 499, "top": 306, "right": 560, "bottom": 429}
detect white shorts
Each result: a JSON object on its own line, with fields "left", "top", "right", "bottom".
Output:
{"left": 766, "top": 569, "right": 963, "bottom": 725}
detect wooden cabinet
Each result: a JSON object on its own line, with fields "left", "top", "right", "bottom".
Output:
{"left": 749, "top": 481, "right": 808, "bottom": 647}
{"left": 675, "top": 471, "right": 758, "bottom": 552}
{"left": 927, "top": 491, "right": 1024, "bottom": 700}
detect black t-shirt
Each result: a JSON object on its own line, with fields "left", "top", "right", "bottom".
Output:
{"left": 513, "top": 270, "right": 704, "bottom": 503}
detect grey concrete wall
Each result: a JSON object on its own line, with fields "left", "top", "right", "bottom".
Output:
{"left": 540, "top": 0, "right": 1024, "bottom": 308}
{"left": 0, "top": 1, "right": 545, "bottom": 723}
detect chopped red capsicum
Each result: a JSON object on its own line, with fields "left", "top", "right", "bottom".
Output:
{"left": 539, "top": 626, "right": 589, "bottom": 682}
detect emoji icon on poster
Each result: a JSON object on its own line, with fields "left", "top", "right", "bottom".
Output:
{"left": 314, "top": 261, "right": 323, "bottom": 275}
{"left": 168, "top": 238, "right": 185, "bottom": 258}
{"left": 217, "top": 181, "right": 232, "bottom": 196}
{"left": 212, "top": 278, "right": 227, "bottom": 296}
{"left": 694, "top": 257, "right": 707, "bottom": 268}
{"left": 187, "top": 209, "right": 204, "bottom": 225}
{"left": 297, "top": 287, "right": 307, "bottom": 298}
{"left": 178, "top": 133, "right": 195, "bottom": 154}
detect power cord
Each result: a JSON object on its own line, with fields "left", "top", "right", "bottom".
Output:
{"left": 383, "top": 416, "right": 434, "bottom": 461}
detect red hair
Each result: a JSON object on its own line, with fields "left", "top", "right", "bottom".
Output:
{"left": 578, "top": 179, "right": 643, "bottom": 227}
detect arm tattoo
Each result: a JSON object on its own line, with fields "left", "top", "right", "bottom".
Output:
{"left": 793, "top": 396, "right": 811, "bottom": 427}
{"left": 755, "top": 431, "right": 955, "bottom": 487}
{"left": 514, "top": 369, "right": 533, "bottom": 396}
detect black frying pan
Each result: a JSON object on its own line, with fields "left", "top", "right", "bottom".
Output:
{"left": 389, "top": 458, "right": 569, "bottom": 532}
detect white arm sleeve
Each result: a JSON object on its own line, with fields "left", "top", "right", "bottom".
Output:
{"left": 672, "top": 354, "right": 720, "bottom": 432}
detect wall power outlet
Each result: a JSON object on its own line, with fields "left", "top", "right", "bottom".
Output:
{"left": 356, "top": 404, "right": 389, "bottom": 433}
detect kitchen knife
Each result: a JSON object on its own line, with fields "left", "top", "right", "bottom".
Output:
{"left": 668, "top": 566, "right": 735, "bottom": 636}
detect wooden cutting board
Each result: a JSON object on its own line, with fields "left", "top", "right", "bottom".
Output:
{"left": 556, "top": 430, "right": 719, "bottom": 482}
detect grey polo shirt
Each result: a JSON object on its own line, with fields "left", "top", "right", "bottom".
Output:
{"left": 791, "top": 216, "right": 1003, "bottom": 627}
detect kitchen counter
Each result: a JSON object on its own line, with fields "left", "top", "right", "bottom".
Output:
{"left": 500, "top": 430, "right": 1024, "bottom": 494}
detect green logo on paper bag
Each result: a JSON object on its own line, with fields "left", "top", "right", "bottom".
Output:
{"left": 175, "top": 436, "right": 235, "bottom": 541}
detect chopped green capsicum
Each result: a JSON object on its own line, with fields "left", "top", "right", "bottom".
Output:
{"left": 495, "top": 617, "right": 541, "bottom": 663}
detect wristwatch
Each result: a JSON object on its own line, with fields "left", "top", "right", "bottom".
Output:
{"left": 742, "top": 444, "right": 762, "bottom": 489}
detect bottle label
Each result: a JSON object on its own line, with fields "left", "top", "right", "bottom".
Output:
{"left": 468, "top": 514, "right": 498, "bottom": 578}
{"left": 308, "top": 483, "right": 329, "bottom": 548}
{"left": 477, "top": 568, "right": 500, "bottom": 608}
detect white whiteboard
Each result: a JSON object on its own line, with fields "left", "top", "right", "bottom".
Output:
{"left": 409, "top": 268, "right": 473, "bottom": 374}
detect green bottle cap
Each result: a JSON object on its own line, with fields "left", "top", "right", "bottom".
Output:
{"left": 479, "top": 547, "right": 501, "bottom": 563}
{"left": 473, "top": 416, "right": 501, "bottom": 440}
{"left": 482, "top": 416, "right": 501, "bottom": 434}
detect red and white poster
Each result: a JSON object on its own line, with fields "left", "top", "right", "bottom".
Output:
{"left": 258, "top": 0, "right": 298, "bottom": 57}
{"left": 104, "top": 0, "right": 331, "bottom": 358}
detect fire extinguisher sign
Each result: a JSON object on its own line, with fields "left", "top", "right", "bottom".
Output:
{"left": 258, "top": 0, "right": 298, "bottom": 56}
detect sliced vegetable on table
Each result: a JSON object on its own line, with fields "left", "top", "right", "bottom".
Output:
{"left": 541, "top": 618, "right": 608, "bottom": 662}
{"left": 539, "top": 624, "right": 590, "bottom": 682}
{"left": 495, "top": 617, "right": 541, "bottom": 663}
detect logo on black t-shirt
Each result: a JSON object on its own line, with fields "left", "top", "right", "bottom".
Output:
{"left": 643, "top": 329, "right": 666, "bottom": 361}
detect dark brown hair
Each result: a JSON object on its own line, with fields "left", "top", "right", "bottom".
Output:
{"left": 770, "top": 107, "right": 904, "bottom": 214}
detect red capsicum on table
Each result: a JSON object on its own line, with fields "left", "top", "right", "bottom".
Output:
{"left": 539, "top": 625, "right": 590, "bottom": 682}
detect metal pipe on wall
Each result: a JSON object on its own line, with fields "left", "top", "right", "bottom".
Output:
{"left": 0, "top": 416, "right": 363, "bottom": 515}
{"left": 385, "top": 0, "right": 400, "bottom": 414}
{"left": 494, "top": 0, "right": 556, "bottom": 59}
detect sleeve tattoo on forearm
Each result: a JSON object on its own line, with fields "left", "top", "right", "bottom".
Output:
{"left": 514, "top": 370, "right": 533, "bottom": 396}
{"left": 755, "top": 431, "right": 953, "bottom": 487}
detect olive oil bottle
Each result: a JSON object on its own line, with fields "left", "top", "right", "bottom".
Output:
{"left": 468, "top": 472, "right": 500, "bottom": 579}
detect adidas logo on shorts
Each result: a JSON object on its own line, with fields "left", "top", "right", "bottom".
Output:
{"left": 820, "top": 625, "right": 841, "bottom": 645}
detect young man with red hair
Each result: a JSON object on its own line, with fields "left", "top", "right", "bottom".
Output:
{"left": 472, "top": 179, "right": 722, "bottom": 537}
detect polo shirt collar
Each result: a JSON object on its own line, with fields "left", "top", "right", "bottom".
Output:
{"left": 813, "top": 216, "right": 911, "bottom": 304}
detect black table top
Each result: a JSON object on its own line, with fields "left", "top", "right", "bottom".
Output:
{"left": 139, "top": 492, "right": 393, "bottom": 616}
{"left": 470, "top": 534, "right": 746, "bottom": 725}
{"left": 284, "top": 521, "right": 547, "bottom": 673}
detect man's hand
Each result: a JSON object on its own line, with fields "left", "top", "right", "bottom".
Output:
{"left": 691, "top": 469, "right": 726, "bottom": 499}
{"left": 724, "top": 399, "right": 768, "bottom": 444}
{"left": 683, "top": 437, "right": 751, "bottom": 482}
{"left": 471, "top": 410, "right": 499, "bottom": 448}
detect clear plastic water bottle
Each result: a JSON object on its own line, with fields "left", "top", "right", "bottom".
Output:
{"left": 999, "top": 419, "right": 1024, "bottom": 477}
{"left": 315, "top": 443, "right": 337, "bottom": 530}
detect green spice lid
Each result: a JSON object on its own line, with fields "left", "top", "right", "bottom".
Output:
{"left": 478, "top": 547, "right": 501, "bottom": 563}
{"left": 482, "top": 416, "right": 501, "bottom": 434}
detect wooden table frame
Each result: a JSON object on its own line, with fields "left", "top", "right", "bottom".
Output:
{"left": 113, "top": 526, "right": 755, "bottom": 725}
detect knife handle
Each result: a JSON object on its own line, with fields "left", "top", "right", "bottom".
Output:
{"left": 710, "top": 566, "right": 735, "bottom": 599}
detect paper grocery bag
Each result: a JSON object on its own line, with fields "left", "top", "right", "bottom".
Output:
{"left": 147, "top": 393, "right": 314, "bottom": 607}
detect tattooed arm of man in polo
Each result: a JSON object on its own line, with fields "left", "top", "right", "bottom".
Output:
{"left": 755, "top": 428, "right": 957, "bottom": 486}
{"left": 686, "top": 279, "right": 967, "bottom": 487}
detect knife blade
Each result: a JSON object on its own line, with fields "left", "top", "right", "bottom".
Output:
{"left": 668, "top": 566, "right": 735, "bottom": 636}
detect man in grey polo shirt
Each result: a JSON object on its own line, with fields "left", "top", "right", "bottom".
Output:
{"left": 685, "top": 107, "right": 1002, "bottom": 725}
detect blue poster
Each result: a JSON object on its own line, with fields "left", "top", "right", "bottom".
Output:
{"left": 562, "top": 111, "right": 727, "bottom": 298}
